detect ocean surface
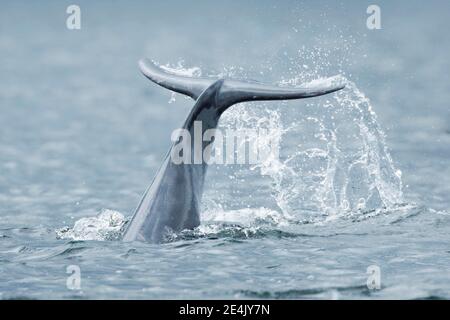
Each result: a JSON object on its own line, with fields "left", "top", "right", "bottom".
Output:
{"left": 0, "top": 0, "right": 449, "bottom": 299}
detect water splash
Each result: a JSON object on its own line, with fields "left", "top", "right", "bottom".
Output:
{"left": 56, "top": 209, "right": 126, "bottom": 241}
{"left": 204, "top": 77, "right": 404, "bottom": 224}
{"left": 159, "top": 61, "right": 202, "bottom": 77}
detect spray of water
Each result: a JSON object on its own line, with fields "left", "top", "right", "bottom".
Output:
{"left": 204, "top": 77, "right": 403, "bottom": 225}
{"left": 56, "top": 209, "right": 126, "bottom": 241}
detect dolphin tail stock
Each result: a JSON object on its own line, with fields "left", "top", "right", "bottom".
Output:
{"left": 138, "top": 58, "right": 346, "bottom": 108}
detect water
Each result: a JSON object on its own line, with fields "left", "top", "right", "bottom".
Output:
{"left": 1, "top": 0, "right": 450, "bottom": 299}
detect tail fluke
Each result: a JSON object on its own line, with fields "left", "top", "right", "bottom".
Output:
{"left": 219, "top": 77, "right": 346, "bottom": 106}
{"left": 139, "top": 58, "right": 346, "bottom": 104}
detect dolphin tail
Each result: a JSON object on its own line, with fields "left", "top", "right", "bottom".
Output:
{"left": 138, "top": 58, "right": 346, "bottom": 106}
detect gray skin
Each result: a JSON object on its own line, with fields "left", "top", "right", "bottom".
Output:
{"left": 122, "top": 59, "right": 345, "bottom": 243}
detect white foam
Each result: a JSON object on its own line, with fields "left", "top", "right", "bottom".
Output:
{"left": 202, "top": 207, "right": 289, "bottom": 227}
{"left": 56, "top": 209, "right": 126, "bottom": 241}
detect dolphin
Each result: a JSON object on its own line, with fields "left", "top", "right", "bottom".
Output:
{"left": 122, "top": 58, "right": 345, "bottom": 243}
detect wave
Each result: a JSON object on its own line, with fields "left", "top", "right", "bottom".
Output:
{"left": 55, "top": 203, "right": 424, "bottom": 242}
